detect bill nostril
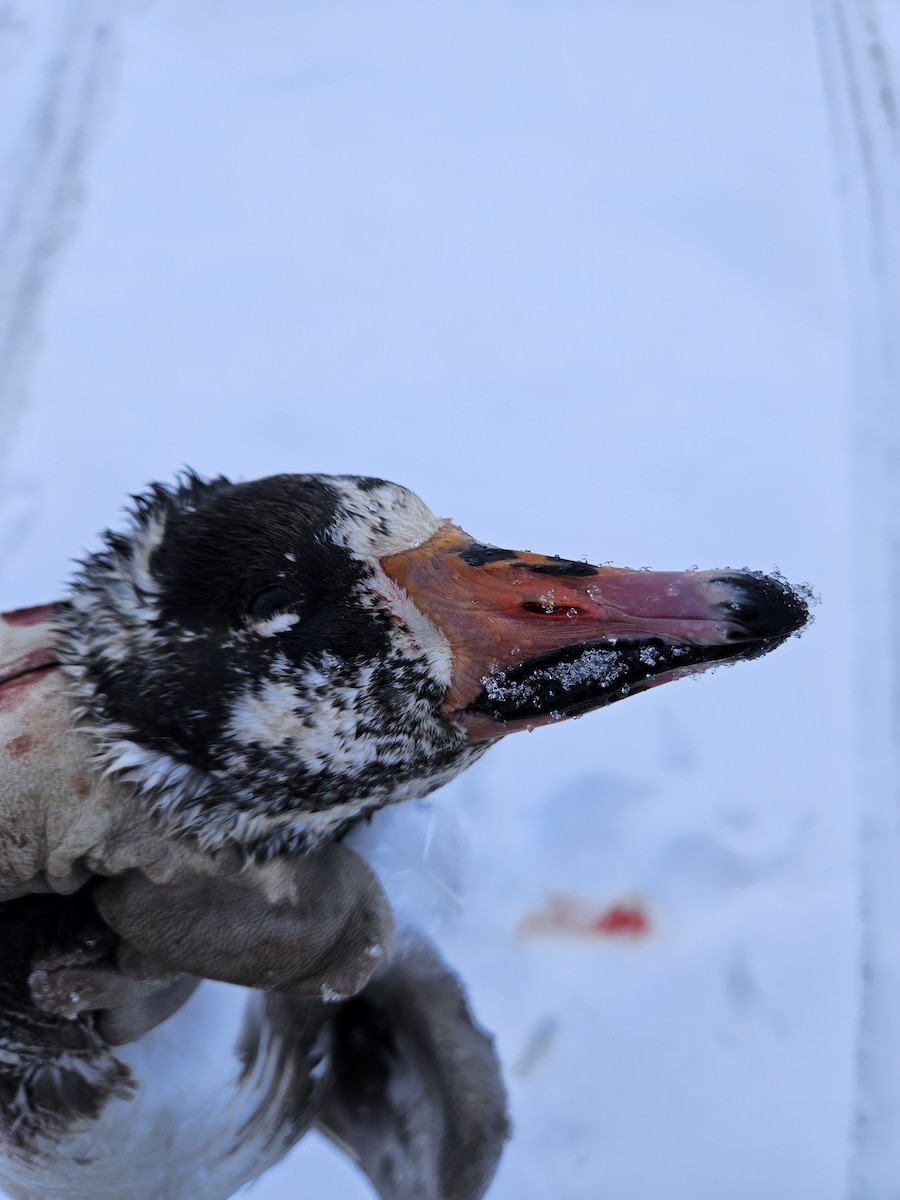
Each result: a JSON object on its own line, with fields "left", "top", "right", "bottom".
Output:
{"left": 521, "top": 602, "right": 587, "bottom": 618}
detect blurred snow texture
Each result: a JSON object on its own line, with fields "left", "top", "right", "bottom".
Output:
{"left": 1, "top": 2, "right": 898, "bottom": 1198}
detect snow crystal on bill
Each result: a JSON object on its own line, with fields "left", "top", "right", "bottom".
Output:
{"left": 482, "top": 646, "right": 628, "bottom": 704}
{"left": 553, "top": 648, "right": 625, "bottom": 689}
{"left": 482, "top": 671, "right": 533, "bottom": 704}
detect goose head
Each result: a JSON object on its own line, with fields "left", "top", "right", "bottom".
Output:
{"left": 57, "top": 473, "right": 810, "bottom": 858}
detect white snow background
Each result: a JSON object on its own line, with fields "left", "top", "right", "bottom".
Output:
{"left": 0, "top": 2, "right": 897, "bottom": 1197}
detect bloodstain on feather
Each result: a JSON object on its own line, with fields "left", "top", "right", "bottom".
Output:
{"left": 1, "top": 648, "right": 60, "bottom": 682}
{"left": 1, "top": 604, "right": 57, "bottom": 627}
{"left": 518, "top": 893, "right": 650, "bottom": 940}
{"left": 5, "top": 734, "right": 32, "bottom": 758}
{"left": 0, "top": 663, "right": 58, "bottom": 711}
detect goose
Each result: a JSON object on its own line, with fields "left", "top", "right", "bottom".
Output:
{"left": 0, "top": 471, "right": 810, "bottom": 1200}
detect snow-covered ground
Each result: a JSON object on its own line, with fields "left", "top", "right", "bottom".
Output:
{"left": 0, "top": 2, "right": 896, "bottom": 1197}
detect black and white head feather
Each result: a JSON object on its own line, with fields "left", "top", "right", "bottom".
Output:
{"left": 57, "top": 472, "right": 487, "bottom": 859}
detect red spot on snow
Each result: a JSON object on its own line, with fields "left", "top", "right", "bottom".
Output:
{"left": 5, "top": 734, "right": 32, "bottom": 758}
{"left": 591, "top": 904, "right": 649, "bottom": 936}
{"left": 518, "top": 893, "right": 651, "bottom": 941}
{"left": 1, "top": 604, "right": 57, "bottom": 627}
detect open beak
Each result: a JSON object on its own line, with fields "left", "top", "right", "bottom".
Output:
{"left": 381, "top": 525, "right": 810, "bottom": 741}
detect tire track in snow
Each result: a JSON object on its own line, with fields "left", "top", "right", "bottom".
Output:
{"left": 812, "top": 2, "right": 900, "bottom": 1195}
{"left": 0, "top": 0, "right": 121, "bottom": 560}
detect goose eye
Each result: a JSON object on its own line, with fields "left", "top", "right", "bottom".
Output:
{"left": 249, "top": 585, "right": 301, "bottom": 619}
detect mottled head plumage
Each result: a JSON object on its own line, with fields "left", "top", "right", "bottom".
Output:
{"left": 56, "top": 472, "right": 487, "bottom": 858}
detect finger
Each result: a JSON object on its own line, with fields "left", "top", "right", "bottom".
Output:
{"left": 94, "top": 843, "right": 394, "bottom": 1000}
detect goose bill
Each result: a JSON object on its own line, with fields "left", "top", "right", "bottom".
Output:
{"left": 380, "top": 526, "right": 809, "bottom": 741}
